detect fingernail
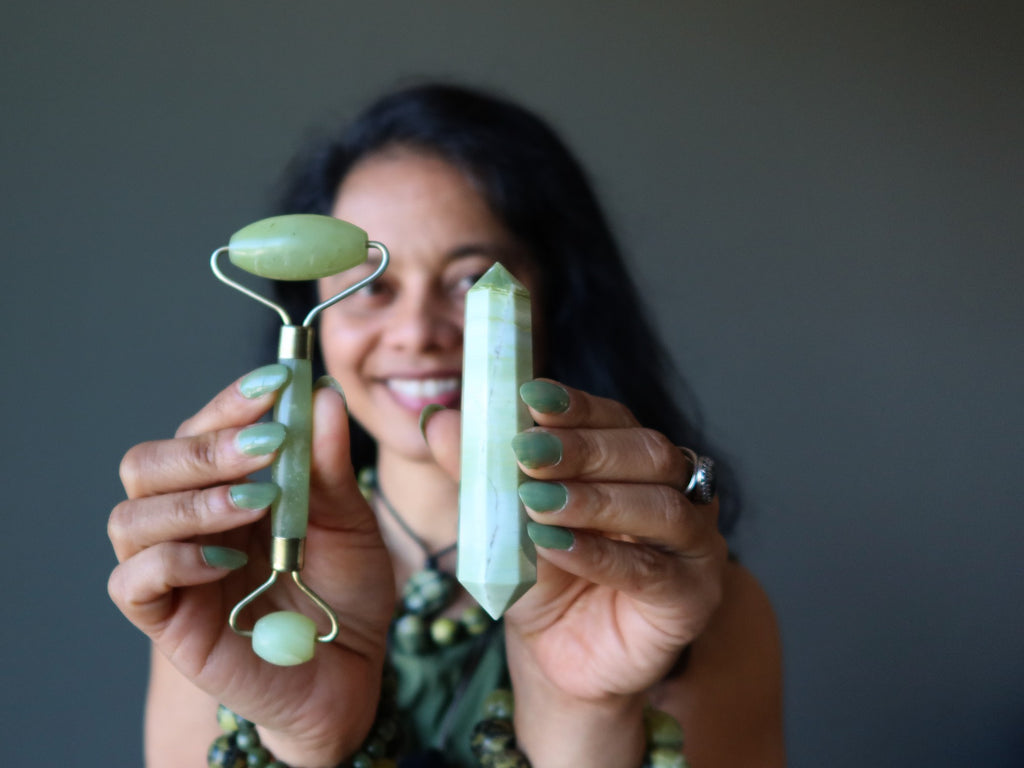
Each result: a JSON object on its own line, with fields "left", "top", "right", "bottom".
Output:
{"left": 236, "top": 422, "right": 286, "bottom": 456}
{"left": 419, "top": 404, "right": 446, "bottom": 442}
{"left": 201, "top": 545, "right": 248, "bottom": 570}
{"left": 518, "top": 481, "right": 567, "bottom": 512}
{"left": 527, "top": 522, "right": 574, "bottom": 551}
{"left": 511, "top": 431, "right": 562, "bottom": 468}
{"left": 520, "top": 380, "right": 570, "bottom": 414}
{"left": 239, "top": 364, "right": 291, "bottom": 399}
{"left": 229, "top": 482, "right": 279, "bottom": 510}
{"left": 314, "top": 375, "right": 347, "bottom": 408}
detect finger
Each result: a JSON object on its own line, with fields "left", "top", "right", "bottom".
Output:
{"left": 108, "top": 483, "right": 273, "bottom": 562}
{"left": 528, "top": 525, "right": 727, "bottom": 617}
{"left": 107, "top": 542, "right": 241, "bottom": 636}
{"left": 519, "top": 379, "right": 639, "bottom": 429}
{"left": 175, "top": 364, "right": 291, "bottom": 439}
{"left": 511, "top": 426, "right": 689, "bottom": 488}
{"left": 120, "top": 422, "right": 285, "bottom": 498}
{"left": 518, "top": 481, "right": 719, "bottom": 556}
{"left": 420, "top": 406, "right": 461, "bottom": 482}
{"left": 307, "top": 385, "right": 377, "bottom": 535}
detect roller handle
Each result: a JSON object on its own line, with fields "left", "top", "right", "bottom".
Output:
{"left": 269, "top": 354, "right": 313, "bottom": 543}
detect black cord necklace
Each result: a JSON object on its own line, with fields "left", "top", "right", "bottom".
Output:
{"left": 368, "top": 468, "right": 457, "bottom": 570}
{"left": 360, "top": 468, "right": 494, "bottom": 653}
{"left": 358, "top": 468, "right": 501, "bottom": 765}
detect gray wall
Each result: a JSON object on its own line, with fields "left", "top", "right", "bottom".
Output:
{"left": 2, "top": 1, "right": 1021, "bottom": 765}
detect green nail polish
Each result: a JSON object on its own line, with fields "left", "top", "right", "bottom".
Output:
{"left": 518, "top": 481, "right": 567, "bottom": 512}
{"left": 239, "top": 364, "right": 291, "bottom": 399}
{"left": 511, "top": 431, "right": 563, "bottom": 468}
{"left": 236, "top": 422, "right": 286, "bottom": 456}
{"left": 520, "top": 380, "right": 570, "bottom": 414}
{"left": 201, "top": 545, "right": 248, "bottom": 570}
{"left": 229, "top": 482, "right": 279, "bottom": 509}
{"left": 314, "top": 375, "right": 347, "bottom": 408}
{"left": 419, "top": 404, "right": 446, "bottom": 441}
{"left": 527, "top": 522, "right": 574, "bottom": 551}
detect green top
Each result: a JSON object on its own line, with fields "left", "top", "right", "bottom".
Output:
{"left": 390, "top": 624, "right": 509, "bottom": 767}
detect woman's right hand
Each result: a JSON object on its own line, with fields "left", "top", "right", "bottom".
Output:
{"left": 107, "top": 368, "right": 395, "bottom": 767}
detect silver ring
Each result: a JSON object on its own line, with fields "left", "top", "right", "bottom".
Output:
{"left": 679, "top": 447, "right": 716, "bottom": 505}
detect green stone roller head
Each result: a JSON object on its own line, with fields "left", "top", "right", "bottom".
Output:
{"left": 210, "top": 214, "right": 390, "bottom": 666}
{"left": 228, "top": 214, "right": 371, "bottom": 280}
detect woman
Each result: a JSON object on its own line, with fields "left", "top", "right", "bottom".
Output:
{"left": 109, "top": 83, "right": 783, "bottom": 768}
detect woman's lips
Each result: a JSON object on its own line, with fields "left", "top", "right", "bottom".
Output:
{"left": 384, "top": 376, "right": 462, "bottom": 411}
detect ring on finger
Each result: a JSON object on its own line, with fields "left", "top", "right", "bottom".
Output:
{"left": 678, "top": 447, "right": 716, "bottom": 505}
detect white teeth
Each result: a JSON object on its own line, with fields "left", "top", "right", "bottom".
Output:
{"left": 387, "top": 378, "right": 460, "bottom": 398}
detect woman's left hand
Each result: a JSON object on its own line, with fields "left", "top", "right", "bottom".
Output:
{"left": 423, "top": 378, "right": 729, "bottom": 765}
{"left": 504, "top": 378, "right": 727, "bottom": 697}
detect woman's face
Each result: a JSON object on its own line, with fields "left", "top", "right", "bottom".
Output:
{"left": 318, "top": 148, "right": 536, "bottom": 462}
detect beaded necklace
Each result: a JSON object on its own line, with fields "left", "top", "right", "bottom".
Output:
{"left": 360, "top": 468, "right": 494, "bottom": 653}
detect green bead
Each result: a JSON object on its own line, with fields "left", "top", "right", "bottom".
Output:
{"left": 228, "top": 214, "right": 368, "bottom": 280}
{"left": 216, "top": 706, "right": 255, "bottom": 734}
{"left": 216, "top": 705, "right": 238, "bottom": 734}
{"left": 245, "top": 747, "right": 270, "bottom": 767}
{"left": 470, "top": 718, "right": 516, "bottom": 758}
{"left": 208, "top": 734, "right": 246, "bottom": 768}
{"left": 482, "top": 688, "right": 514, "bottom": 720}
{"left": 350, "top": 751, "right": 374, "bottom": 768}
{"left": 372, "top": 715, "right": 397, "bottom": 743}
{"left": 364, "top": 736, "right": 388, "bottom": 758}
{"left": 251, "top": 610, "right": 317, "bottom": 666}
{"left": 357, "top": 468, "right": 376, "bottom": 502}
{"left": 479, "top": 749, "right": 531, "bottom": 768}
{"left": 393, "top": 614, "right": 429, "bottom": 654}
{"left": 461, "top": 605, "right": 492, "bottom": 636}
{"left": 647, "top": 747, "right": 688, "bottom": 768}
{"left": 402, "top": 569, "right": 455, "bottom": 616}
{"left": 234, "top": 728, "right": 259, "bottom": 751}
{"left": 430, "top": 616, "right": 460, "bottom": 646}
{"left": 644, "top": 708, "right": 684, "bottom": 749}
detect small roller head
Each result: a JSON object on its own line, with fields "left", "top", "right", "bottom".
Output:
{"left": 251, "top": 610, "right": 317, "bottom": 666}
{"left": 228, "top": 214, "right": 369, "bottom": 280}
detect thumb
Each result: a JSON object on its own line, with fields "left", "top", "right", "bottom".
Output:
{"left": 420, "top": 405, "right": 461, "bottom": 482}
{"left": 307, "top": 379, "right": 371, "bottom": 531}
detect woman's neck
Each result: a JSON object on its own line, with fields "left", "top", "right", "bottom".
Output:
{"left": 374, "top": 448, "right": 460, "bottom": 573}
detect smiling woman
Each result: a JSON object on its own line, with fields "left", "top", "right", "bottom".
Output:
{"left": 316, "top": 149, "right": 534, "bottom": 464}
{"left": 108, "top": 82, "right": 783, "bottom": 768}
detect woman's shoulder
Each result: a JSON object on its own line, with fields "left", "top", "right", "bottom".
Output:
{"left": 716, "top": 560, "right": 780, "bottom": 638}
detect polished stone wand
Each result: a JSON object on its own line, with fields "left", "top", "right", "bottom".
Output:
{"left": 457, "top": 263, "right": 537, "bottom": 618}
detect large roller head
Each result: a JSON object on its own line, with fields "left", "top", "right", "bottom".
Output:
{"left": 228, "top": 214, "right": 369, "bottom": 280}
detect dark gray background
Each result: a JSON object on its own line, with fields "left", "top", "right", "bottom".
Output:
{"left": 2, "top": 1, "right": 1021, "bottom": 765}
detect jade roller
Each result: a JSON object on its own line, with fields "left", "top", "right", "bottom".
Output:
{"left": 210, "top": 213, "right": 390, "bottom": 666}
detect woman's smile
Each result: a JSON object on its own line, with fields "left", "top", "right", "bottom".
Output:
{"left": 381, "top": 373, "right": 462, "bottom": 412}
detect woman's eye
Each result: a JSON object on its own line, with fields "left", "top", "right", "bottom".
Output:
{"left": 452, "top": 273, "right": 486, "bottom": 295}
{"left": 340, "top": 279, "right": 393, "bottom": 311}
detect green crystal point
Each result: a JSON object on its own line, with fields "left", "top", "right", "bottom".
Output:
{"left": 458, "top": 263, "right": 536, "bottom": 619}
{"left": 228, "top": 214, "right": 368, "bottom": 280}
{"left": 471, "top": 260, "right": 529, "bottom": 295}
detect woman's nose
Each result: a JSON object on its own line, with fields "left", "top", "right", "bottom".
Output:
{"left": 384, "top": 291, "right": 460, "bottom": 351}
